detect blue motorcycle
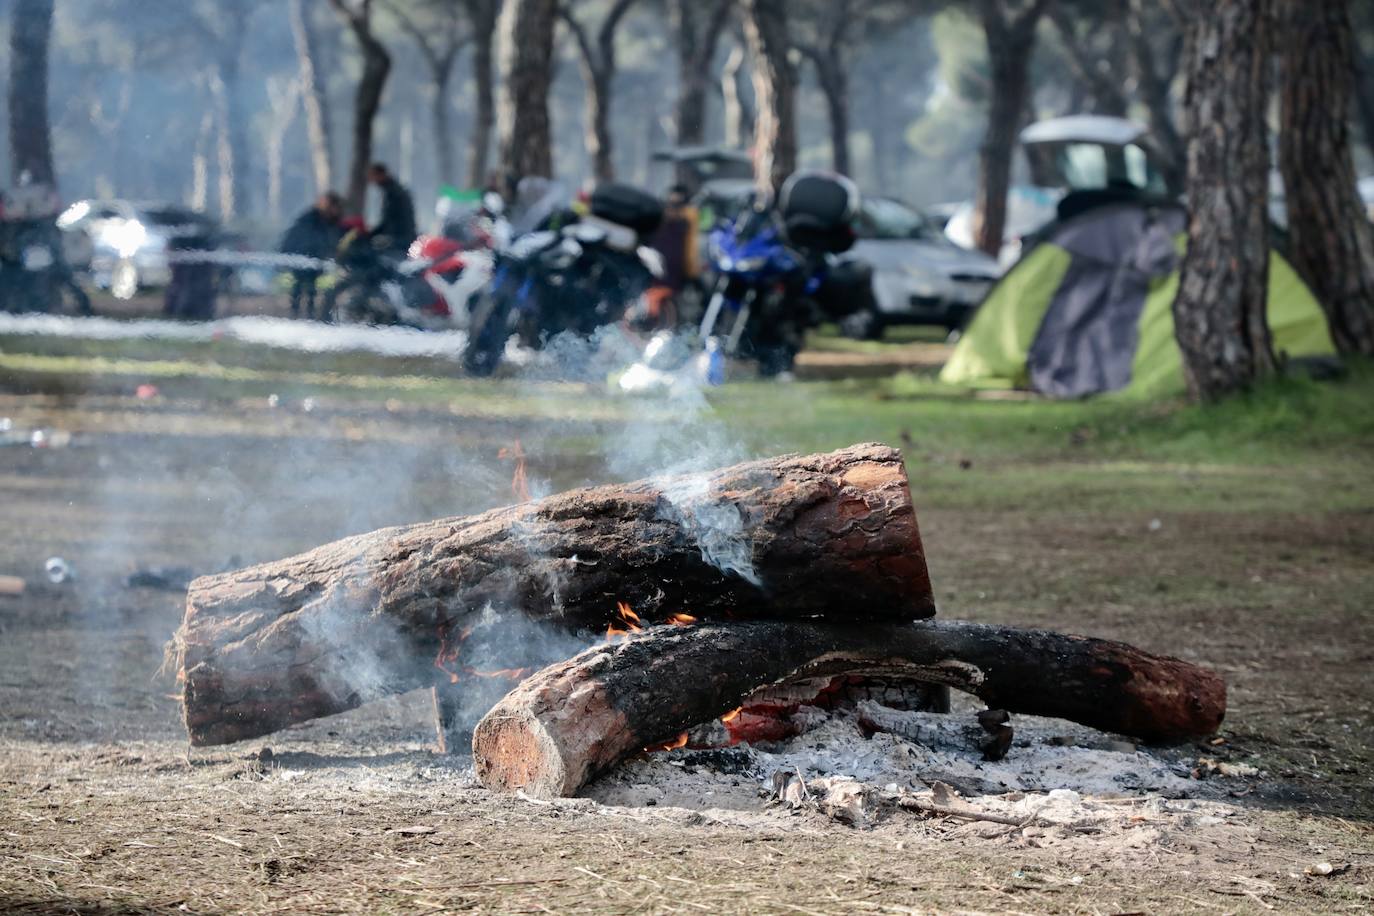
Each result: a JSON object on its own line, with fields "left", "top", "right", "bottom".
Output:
{"left": 696, "top": 171, "right": 869, "bottom": 380}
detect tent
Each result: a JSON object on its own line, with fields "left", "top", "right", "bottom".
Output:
{"left": 939, "top": 200, "right": 1335, "bottom": 398}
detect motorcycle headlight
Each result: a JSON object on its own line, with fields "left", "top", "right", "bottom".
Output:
{"left": 731, "top": 255, "right": 768, "bottom": 273}
{"left": 105, "top": 220, "right": 148, "bottom": 259}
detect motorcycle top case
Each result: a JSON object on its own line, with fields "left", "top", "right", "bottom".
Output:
{"left": 779, "top": 171, "right": 860, "bottom": 255}
{"left": 590, "top": 183, "right": 664, "bottom": 237}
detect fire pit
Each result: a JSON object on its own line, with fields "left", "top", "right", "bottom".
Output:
{"left": 167, "top": 443, "right": 1225, "bottom": 803}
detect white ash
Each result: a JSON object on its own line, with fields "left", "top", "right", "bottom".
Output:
{"left": 585, "top": 705, "right": 1197, "bottom": 812}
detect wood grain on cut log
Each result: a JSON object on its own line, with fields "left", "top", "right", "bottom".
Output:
{"left": 171, "top": 443, "right": 933, "bottom": 746}
{"left": 473, "top": 620, "right": 1226, "bottom": 798}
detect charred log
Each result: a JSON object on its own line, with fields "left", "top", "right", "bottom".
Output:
{"left": 172, "top": 444, "right": 934, "bottom": 746}
{"left": 473, "top": 620, "right": 1226, "bottom": 797}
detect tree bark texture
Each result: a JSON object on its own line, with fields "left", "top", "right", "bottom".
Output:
{"left": 7, "top": 0, "right": 56, "bottom": 187}
{"left": 973, "top": 0, "right": 1051, "bottom": 258}
{"left": 1278, "top": 0, "right": 1374, "bottom": 356}
{"left": 1171, "top": 0, "right": 1277, "bottom": 401}
{"left": 172, "top": 444, "right": 935, "bottom": 746}
{"left": 497, "top": 0, "right": 558, "bottom": 183}
{"left": 671, "top": 0, "right": 732, "bottom": 147}
{"left": 721, "top": 42, "right": 754, "bottom": 150}
{"left": 291, "top": 0, "right": 336, "bottom": 195}
{"left": 743, "top": 0, "right": 797, "bottom": 193}
{"left": 330, "top": 0, "right": 393, "bottom": 214}
{"left": 463, "top": 0, "right": 499, "bottom": 187}
{"left": 473, "top": 620, "right": 1227, "bottom": 797}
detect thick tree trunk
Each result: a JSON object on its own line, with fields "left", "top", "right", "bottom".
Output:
{"left": 7, "top": 0, "right": 55, "bottom": 187}
{"left": 465, "top": 0, "right": 498, "bottom": 187}
{"left": 743, "top": 0, "right": 797, "bottom": 193}
{"left": 291, "top": 0, "right": 336, "bottom": 194}
{"left": 583, "top": 67, "right": 615, "bottom": 182}
{"left": 1172, "top": 0, "right": 1277, "bottom": 401}
{"left": 1278, "top": 0, "right": 1374, "bottom": 356}
{"left": 973, "top": 1, "right": 1049, "bottom": 259}
{"left": 474, "top": 620, "right": 1227, "bottom": 797}
{"left": 497, "top": 0, "right": 558, "bottom": 183}
{"left": 172, "top": 444, "right": 935, "bottom": 747}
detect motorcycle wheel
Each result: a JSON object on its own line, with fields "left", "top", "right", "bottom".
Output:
{"left": 463, "top": 292, "right": 512, "bottom": 377}
{"left": 335, "top": 285, "right": 391, "bottom": 325}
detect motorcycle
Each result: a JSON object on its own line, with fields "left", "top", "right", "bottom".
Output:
{"left": 325, "top": 231, "right": 491, "bottom": 330}
{"left": 0, "top": 217, "right": 92, "bottom": 315}
{"left": 695, "top": 172, "right": 869, "bottom": 380}
{"left": 462, "top": 184, "right": 664, "bottom": 377}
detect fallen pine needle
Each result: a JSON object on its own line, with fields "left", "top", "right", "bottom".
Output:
{"left": 207, "top": 833, "right": 244, "bottom": 849}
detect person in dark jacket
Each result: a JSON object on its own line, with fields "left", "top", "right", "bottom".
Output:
{"left": 367, "top": 163, "right": 416, "bottom": 254}
{"left": 280, "top": 192, "right": 342, "bottom": 319}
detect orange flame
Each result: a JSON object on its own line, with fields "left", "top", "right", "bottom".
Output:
{"left": 434, "top": 622, "right": 472, "bottom": 684}
{"left": 667, "top": 612, "right": 697, "bottom": 627}
{"left": 645, "top": 731, "right": 689, "bottom": 753}
{"left": 497, "top": 441, "right": 530, "bottom": 503}
{"left": 606, "top": 602, "right": 644, "bottom": 641}
{"left": 720, "top": 707, "right": 742, "bottom": 724}
{"left": 465, "top": 666, "right": 531, "bottom": 681}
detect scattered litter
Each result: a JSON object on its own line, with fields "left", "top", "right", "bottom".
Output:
{"left": 0, "top": 574, "right": 25, "bottom": 597}
{"left": 1149, "top": 518, "right": 1163, "bottom": 532}
{"left": 1194, "top": 757, "right": 1261, "bottom": 779}
{"left": 1304, "top": 862, "right": 1348, "bottom": 877}
{"left": 389, "top": 825, "right": 437, "bottom": 836}
{"left": 267, "top": 394, "right": 281, "bottom": 409}
{"left": 135, "top": 384, "right": 160, "bottom": 400}
{"left": 44, "top": 557, "right": 74, "bottom": 585}
{"left": 29, "top": 429, "right": 72, "bottom": 449}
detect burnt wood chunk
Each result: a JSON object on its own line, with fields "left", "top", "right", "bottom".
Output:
{"left": 171, "top": 444, "right": 934, "bottom": 746}
{"left": 472, "top": 620, "right": 1226, "bottom": 798}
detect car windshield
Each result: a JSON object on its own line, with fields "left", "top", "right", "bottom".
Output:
{"left": 855, "top": 198, "right": 943, "bottom": 242}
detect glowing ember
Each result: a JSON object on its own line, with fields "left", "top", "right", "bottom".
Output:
{"left": 434, "top": 622, "right": 471, "bottom": 684}
{"left": 667, "top": 612, "right": 697, "bottom": 626}
{"left": 497, "top": 441, "right": 530, "bottom": 502}
{"left": 720, "top": 707, "right": 742, "bottom": 724}
{"left": 644, "top": 731, "right": 689, "bottom": 753}
{"left": 606, "top": 602, "right": 644, "bottom": 641}
{"left": 465, "top": 666, "right": 531, "bottom": 681}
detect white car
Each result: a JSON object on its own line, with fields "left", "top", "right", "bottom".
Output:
{"left": 57, "top": 200, "right": 221, "bottom": 299}
{"left": 841, "top": 197, "right": 1001, "bottom": 339}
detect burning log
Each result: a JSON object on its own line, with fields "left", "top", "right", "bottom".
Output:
{"left": 172, "top": 444, "right": 934, "bottom": 746}
{"left": 472, "top": 620, "right": 1226, "bottom": 798}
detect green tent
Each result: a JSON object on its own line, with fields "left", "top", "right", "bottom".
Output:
{"left": 940, "top": 201, "right": 1335, "bottom": 398}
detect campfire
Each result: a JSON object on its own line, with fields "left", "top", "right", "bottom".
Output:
{"left": 168, "top": 443, "right": 1224, "bottom": 800}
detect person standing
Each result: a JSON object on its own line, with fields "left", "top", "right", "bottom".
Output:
{"left": 280, "top": 192, "right": 343, "bottom": 319}
{"left": 645, "top": 184, "right": 701, "bottom": 328}
{"left": 366, "top": 163, "right": 416, "bottom": 254}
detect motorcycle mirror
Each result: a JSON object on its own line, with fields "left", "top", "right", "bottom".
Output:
{"left": 482, "top": 191, "right": 505, "bottom": 216}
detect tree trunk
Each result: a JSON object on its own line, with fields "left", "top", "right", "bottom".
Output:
{"left": 190, "top": 110, "right": 215, "bottom": 212}
{"left": 815, "top": 52, "right": 851, "bottom": 176}
{"left": 497, "top": 0, "right": 558, "bottom": 183}
{"left": 473, "top": 620, "right": 1227, "bottom": 797}
{"left": 1126, "top": 0, "right": 1186, "bottom": 194}
{"left": 1278, "top": 0, "right": 1374, "bottom": 355}
{"left": 584, "top": 68, "right": 614, "bottom": 182}
{"left": 671, "top": 0, "right": 730, "bottom": 147}
{"left": 172, "top": 444, "right": 935, "bottom": 747}
{"left": 743, "top": 0, "right": 797, "bottom": 193}
{"left": 465, "top": 0, "right": 498, "bottom": 187}
{"left": 721, "top": 42, "right": 753, "bottom": 150}
{"left": 291, "top": 0, "right": 336, "bottom": 195}
{"left": 432, "top": 69, "right": 457, "bottom": 184}
{"left": 7, "top": 0, "right": 55, "bottom": 187}
{"left": 972, "top": 1, "right": 1048, "bottom": 259}
{"left": 266, "top": 80, "right": 302, "bottom": 223}
{"left": 1172, "top": 0, "right": 1277, "bottom": 401}
{"left": 329, "top": 1, "right": 392, "bottom": 214}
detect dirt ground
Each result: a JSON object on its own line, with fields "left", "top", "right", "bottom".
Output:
{"left": 1, "top": 383, "right": 1373, "bottom": 913}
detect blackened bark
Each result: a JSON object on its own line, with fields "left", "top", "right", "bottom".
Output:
{"left": 172, "top": 444, "right": 935, "bottom": 747}
{"left": 1172, "top": 0, "right": 1277, "bottom": 400}
{"left": 1278, "top": 0, "right": 1374, "bottom": 356}
{"left": 328, "top": 0, "right": 393, "bottom": 213}
{"left": 743, "top": 0, "right": 797, "bottom": 193}
{"left": 8, "top": 0, "right": 55, "bottom": 187}
{"left": 291, "top": 0, "right": 336, "bottom": 194}
{"left": 463, "top": 0, "right": 499, "bottom": 187}
{"left": 671, "top": 0, "right": 732, "bottom": 147}
{"left": 474, "top": 620, "right": 1227, "bottom": 797}
{"left": 497, "top": 0, "right": 558, "bottom": 182}
{"left": 973, "top": 0, "right": 1052, "bottom": 258}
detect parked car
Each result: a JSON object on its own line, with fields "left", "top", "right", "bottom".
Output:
{"left": 840, "top": 196, "right": 1000, "bottom": 339}
{"left": 57, "top": 200, "right": 224, "bottom": 299}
